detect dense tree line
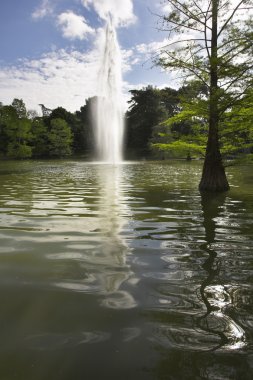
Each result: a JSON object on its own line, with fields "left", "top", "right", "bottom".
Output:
{"left": 125, "top": 86, "right": 179, "bottom": 157}
{"left": 0, "top": 98, "right": 95, "bottom": 159}
{"left": 0, "top": 83, "right": 252, "bottom": 162}
{"left": 126, "top": 82, "right": 253, "bottom": 161}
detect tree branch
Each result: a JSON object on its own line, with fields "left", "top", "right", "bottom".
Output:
{"left": 163, "top": 15, "right": 204, "bottom": 33}
{"left": 218, "top": 0, "right": 245, "bottom": 37}
{"left": 204, "top": 0, "right": 212, "bottom": 60}
{"left": 221, "top": 64, "right": 253, "bottom": 92}
{"left": 221, "top": 44, "right": 252, "bottom": 67}
{"left": 172, "top": 0, "right": 211, "bottom": 29}
{"left": 218, "top": 83, "right": 252, "bottom": 115}
{"left": 160, "top": 38, "right": 211, "bottom": 51}
{"left": 161, "top": 50, "right": 209, "bottom": 87}
{"left": 219, "top": 41, "right": 249, "bottom": 60}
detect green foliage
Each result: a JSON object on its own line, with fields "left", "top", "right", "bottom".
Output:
{"left": 151, "top": 82, "right": 253, "bottom": 160}
{"left": 152, "top": 140, "right": 206, "bottom": 158}
{"left": 47, "top": 106, "right": 88, "bottom": 154}
{"left": 158, "top": 1, "right": 253, "bottom": 99}
{"left": 31, "top": 119, "right": 49, "bottom": 158}
{"left": 0, "top": 99, "right": 92, "bottom": 160}
{"left": 0, "top": 104, "right": 32, "bottom": 158}
{"left": 150, "top": 81, "right": 209, "bottom": 159}
{"left": 220, "top": 88, "right": 253, "bottom": 155}
{"left": 1, "top": 81, "right": 252, "bottom": 162}
{"left": 5, "top": 117, "right": 32, "bottom": 142}
{"left": 48, "top": 118, "right": 73, "bottom": 157}
{"left": 157, "top": 1, "right": 252, "bottom": 191}
{"left": 11, "top": 98, "right": 27, "bottom": 118}
{"left": 75, "top": 97, "right": 97, "bottom": 153}
{"left": 7, "top": 142, "right": 32, "bottom": 159}
{"left": 158, "top": 1, "right": 253, "bottom": 122}
{"left": 0, "top": 106, "right": 15, "bottom": 156}
{"left": 126, "top": 86, "right": 178, "bottom": 156}
{"left": 126, "top": 77, "right": 252, "bottom": 161}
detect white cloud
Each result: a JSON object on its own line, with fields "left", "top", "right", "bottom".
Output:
{"left": 136, "top": 39, "right": 170, "bottom": 55}
{"left": 159, "top": 2, "right": 173, "bottom": 15}
{"left": 0, "top": 49, "right": 101, "bottom": 113}
{"left": 81, "top": 0, "right": 136, "bottom": 27}
{"left": 0, "top": 42, "right": 139, "bottom": 113}
{"left": 32, "top": 0, "right": 53, "bottom": 20}
{"left": 121, "top": 49, "right": 137, "bottom": 72}
{"left": 0, "top": 42, "right": 177, "bottom": 114}
{"left": 57, "top": 11, "right": 95, "bottom": 40}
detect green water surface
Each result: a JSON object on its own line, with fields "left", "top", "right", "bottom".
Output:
{"left": 0, "top": 160, "right": 252, "bottom": 379}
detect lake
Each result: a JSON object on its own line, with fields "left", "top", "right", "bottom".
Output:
{"left": 0, "top": 160, "right": 252, "bottom": 379}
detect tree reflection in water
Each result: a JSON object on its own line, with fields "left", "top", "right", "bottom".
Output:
{"left": 151, "top": 191, "right": 251, "bottom": 380}
{"left": 197, "top": 192, "right": 246, "bottom": 350}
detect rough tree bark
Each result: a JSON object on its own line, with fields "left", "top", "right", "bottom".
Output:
{"left": 199, "top": 0, "right": 229, "bottom": 192}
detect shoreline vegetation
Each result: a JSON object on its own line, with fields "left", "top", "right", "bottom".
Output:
{"left": 0, "top": 82, "right": 252, "bottom": 164}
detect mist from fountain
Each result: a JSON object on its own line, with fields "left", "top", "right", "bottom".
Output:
{"left": 93, "top": 15, "right": 125, "bottom": 164}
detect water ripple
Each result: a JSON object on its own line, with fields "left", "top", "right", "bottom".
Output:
{"left": 0, "top": 160, "right": 252, "bottom": 370}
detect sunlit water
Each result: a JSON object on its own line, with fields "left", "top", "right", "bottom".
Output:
{"left": 0, "top": 160, "right": 252, "bottom": 379}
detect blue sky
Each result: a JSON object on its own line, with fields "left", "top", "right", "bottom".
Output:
{"left": 0, "top": 0, "right": 176, "bottom": 113}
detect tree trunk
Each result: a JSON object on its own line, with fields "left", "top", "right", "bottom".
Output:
{"left": 199, "top": 0, "right": 229, "bottom": 192}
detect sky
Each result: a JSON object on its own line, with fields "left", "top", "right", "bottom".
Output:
{"left": 0, "top": 0, "right": 177, "bottom": 114}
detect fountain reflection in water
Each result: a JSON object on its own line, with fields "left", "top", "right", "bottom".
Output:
{"left": 96, "top": 165, "right": 137, "bottom": 309}
{"left": 50, "top": 164, "right": 137, "bottom": 309}
{"left": 93, "top": 15, "right": 125, "bottom": 163}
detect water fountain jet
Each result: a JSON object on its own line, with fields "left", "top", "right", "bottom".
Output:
{"left": 93, "top": 15, "right": 125, "bottom": 164}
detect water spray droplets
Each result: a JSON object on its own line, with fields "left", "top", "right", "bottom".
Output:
{"left": 93, "top": 16, "right": 124, "bottom": 164}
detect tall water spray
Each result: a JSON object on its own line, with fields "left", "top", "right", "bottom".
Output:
{"left": 94, "top": 16, "right": 125, "bottom": 163}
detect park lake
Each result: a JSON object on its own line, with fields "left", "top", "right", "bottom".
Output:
{"left": 0, "top": 159, "right": 252, "bottom": 379}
